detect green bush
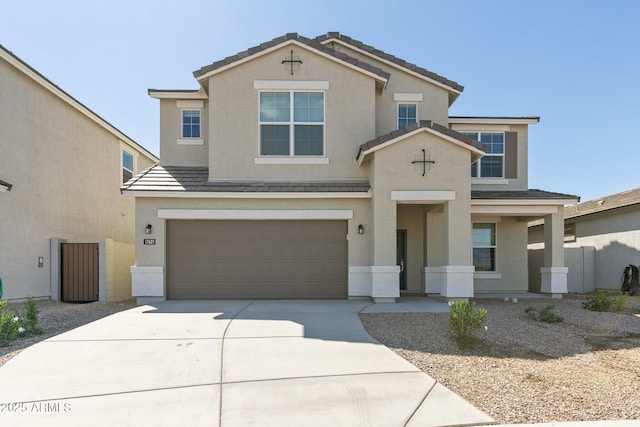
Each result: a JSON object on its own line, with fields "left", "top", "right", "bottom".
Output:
{"left": 525, "top": 304, "right": 563, "bottom": 323}
{"left": 449, "top": 300, "right": 487, "bottom": 348}
{"left": 582, "top": 290, "right": 628, "bottom": 312}
{"left": 0, "top": 297, "right": 42, "bottom": 347}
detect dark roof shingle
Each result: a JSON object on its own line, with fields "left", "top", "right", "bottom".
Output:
{"left": 121, "top": 165, "right": 371, "bottom": 193}
{"left": 564, "top": 187, "right": 640, "bottom": 219}
{"left": 471, "top": 189, "right": 578, "bottom": 200}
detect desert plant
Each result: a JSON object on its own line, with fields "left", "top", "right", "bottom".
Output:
{"left": 449, "top": 300, "right": 487, "bottom": 348}
{"left": 525, "top": 304, "right": 563, "bottom": 323}
{"left": 582, "top": 290, "right": 628, "bottom": 312}
{"left": 23, "top": 295, "right": 42, "bottom": 335}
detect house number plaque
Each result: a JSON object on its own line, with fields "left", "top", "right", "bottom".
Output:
{"left": 143, "top": 239, "right": 156, "bottom": 245}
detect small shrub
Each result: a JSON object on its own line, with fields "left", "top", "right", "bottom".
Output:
{"left": 525, "top": 304, "right": 563, "bottom": 323}
{"left": 23, "top": 295, "right": 42, "bottom": 335}
{"left": 449, "top": 300, "right": 487, "bottom": 348}
{"left": 582, "top": 290, "right": 628, "bottom": 312}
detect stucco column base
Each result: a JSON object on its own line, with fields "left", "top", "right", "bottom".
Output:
{"left": 426, "top": 266, "right": 475, "bottom": 298}
{"left": 540, "top": 267, "right": 568, "bottom": 297}
{"left": 131, "top": 266, "right": 164, "bottom": 298}
{"left": 371, "top": 266, "right": 400, "bottom": 303}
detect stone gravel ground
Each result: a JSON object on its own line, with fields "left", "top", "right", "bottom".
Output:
{"left": 0, "top": 299, "right": 136, "bottom": 367}
{"left": 360, "top": 294, "right": 640, "bottom": 424}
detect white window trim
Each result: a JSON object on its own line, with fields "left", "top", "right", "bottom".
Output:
{"left": 180, "top": 109, "right": 202, "bottom": 141}
{"left": 258, "top": 90, "right": 326, "bottom": 158}
{"left": 393, "top": 93, "right": 423, "bottom": 102}
{"left": 121, "top": 147, "right": 136, "bottom": 185}
{"left": 397, "top": 102, "right": 418, "bottom": 129}
{"left": 465, "top": 131, "right": 505, "bottom": 179}
{"left": 472, "top": 222, "right": 497, "bottom": 273}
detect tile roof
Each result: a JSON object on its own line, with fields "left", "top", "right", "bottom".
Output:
{"left": 315, "top": 32, "right": 464, "bottom": 93}
{"left": 121, "top": 165, "right": 371, "bottom": 193}
{"left": 471, "top": 189, "right": 579, "bottom": 200}
{"left": 0, "top": 179, "right": 12, "bottom": 191}
{"left": 357, "top": 120, "right": 487, "bottom": 160}
{"left": 193, "top": 33, "right": 390, "bottom": 82}
{"left": 564, "top": 187, "right": 640, "bottom": 220}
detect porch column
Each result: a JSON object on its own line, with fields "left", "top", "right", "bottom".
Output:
{"left": 540, "top": 210, "right": 568, "bottom": 297}
{"left": 426, "top": 199, "right": 474, "bottom": 299}
{"left": 371, "top": 196, "right": 400, "bottom": 302}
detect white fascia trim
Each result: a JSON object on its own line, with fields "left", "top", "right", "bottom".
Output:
{"left": 472, "top": 199, "right": 577, "bottom": 206}
{"left": 123, "top": 191, "right": 371, "bottom": 199}
{"left": 449, "top": 117, "right": 540, "bottom": 125}
{"left": 391, "top": 190, "right": 455, "bottom": 203}
{"left": 254, "top": 157, "right": 329, "bottom": 165}
{"left": 470, "top": 205, "right": 559, "bottom": 215}
{"left": 254, "top": 80, "right": 329, "bottom": 90}
{"left": 393, "top": 93, "right": 423, "bottom": 102}
{"left": 149, "top": 91, "right": 208, "bottom": 100}
{"left": 158, "top": 209, "right": 354, "bottom": 220}
{"left": 320, "top": 38, "right": 461, "bottom": 95}
{"left": 358, "top": 127, "right": 485, "bottom": 165}
{"left": 197, "top": 40, "right": 388, "bottom": 85}
{"left": 0, "top": 49, "right": 158, "bottom": 163}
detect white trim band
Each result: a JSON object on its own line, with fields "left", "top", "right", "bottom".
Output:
{"left": 254, "top": 157, "right": 329, "bottom": 165}
{"left": 393, "top": 93, "right": 423, "bottom": 102}
{"left": 253, "top": 80, "right": 329, "bottom": 90}
{"left": 124, "top": 191, "right": 371, "bottom": 199}
{"left": 157, "top": 209, "right": 354, "bottom": 220}
{"left": 391, "top": 190, "right": 455, "bottom": 203}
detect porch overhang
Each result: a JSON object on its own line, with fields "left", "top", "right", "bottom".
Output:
{"left": 391, "top": 190, "right": 455, "bottom": 204}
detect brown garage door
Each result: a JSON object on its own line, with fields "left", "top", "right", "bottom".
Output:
{"left": 166, "top": 220, "right": 348, "bottom": 299}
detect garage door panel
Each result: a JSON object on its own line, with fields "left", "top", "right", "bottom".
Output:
{"left": 166, "top": 220, "right": 347, "bottom": 299}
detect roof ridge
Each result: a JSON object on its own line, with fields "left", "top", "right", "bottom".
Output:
{"left": 315, "top": 32, "right": 464, "bottom": 93}
{"left": 193, "top": 33, "right": 389, "bottom": 81}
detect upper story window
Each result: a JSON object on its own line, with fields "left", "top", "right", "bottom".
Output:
{"left": 182, "top": 110, "right": 201, "bottom": 138}
{"left": 473, "top": 223, "right": 496, "bottom": 272}
{"left": 259, "top": 91, "right": 324, "bottom": 156}
{"left": 463, "top": 132, "right": 504, "bottom": 178}
{"left": 122, "top": 150, "right": 134, "bottom": 184}
{"left": 398, "top": 103, "right": 417, "bottom": 128}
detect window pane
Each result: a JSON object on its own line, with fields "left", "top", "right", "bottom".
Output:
{"left": 473, "top": 248, "right": 495, "bottom": 271}
{"left": 480, "top": 133, "right": 504, "bottom": 154}
{"left": 182, "top": 110, "right": 200, "bottom": 138}
{"left": 294, "top": 92, "right": 323, "bottom": 122}
{"left": 260, "top": 125, "right": 290, "bottom": 155}
{"left": 260, "top": 92, "right": 290, "bottom": 122}
{"left": 398, "top": 103, "right": 417, "bottom": 128}
{"left": 122, "top": 151, "right": 133, "bottom": 171}
{"left": 473, "top": 223, "right": 495, "bottom": 246}
{"left": 294, "top": 125, "right": 323, "bottom": 155}
{"left": 479, "top": 155, "right": 503, "bottom": 177}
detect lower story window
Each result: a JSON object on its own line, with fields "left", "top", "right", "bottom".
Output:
{"left": 472, "top": 223, "right": 496, "bottom": 271}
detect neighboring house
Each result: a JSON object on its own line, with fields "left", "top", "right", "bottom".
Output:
{"left": 123, "top": 32, "right": 576, "bottom": 303}
{"left": 529, "top": 188, "right": 640, "bottom": 292}
{"left": 0, "top": 44, "right": 158, "bottom": 301}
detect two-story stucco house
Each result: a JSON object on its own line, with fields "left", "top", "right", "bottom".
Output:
{"left": 123, "top": 33, "right": 577, "bottom": 303}
{"left": 0, "top": 44, "right": 158, "bottom": 301}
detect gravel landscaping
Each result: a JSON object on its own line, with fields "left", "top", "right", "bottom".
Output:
{"left": 361, "top": 294, "right": 640, "bottom": 424}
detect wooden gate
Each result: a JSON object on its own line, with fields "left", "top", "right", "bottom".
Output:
{"left": 61, "top": 243, "right": 99, "bottom": 302}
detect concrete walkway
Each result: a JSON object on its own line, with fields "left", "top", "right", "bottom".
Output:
{"left": 0, "top": 299, "right": 492, "bottom": 426}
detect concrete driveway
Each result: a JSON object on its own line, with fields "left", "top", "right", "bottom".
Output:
{"left": 0, "top": 300, "right": 492, "bottom": 426}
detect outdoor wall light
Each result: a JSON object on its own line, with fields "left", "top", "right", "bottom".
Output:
{"left": 145, "top": 224, "right": 152, "bottom": 234}
{"left": 358, "top": 224, "right": 364, "bottom": 235}
{"left": 38, "top": 257, "right": 44, "bottom": 268}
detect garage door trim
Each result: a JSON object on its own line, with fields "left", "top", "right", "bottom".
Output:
{"left": 159, "top": 209, "right": 353, "bottom": 220}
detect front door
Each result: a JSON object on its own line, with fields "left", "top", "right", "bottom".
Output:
{"left": 397, "top": 230, "right": 407, "bottom": 290}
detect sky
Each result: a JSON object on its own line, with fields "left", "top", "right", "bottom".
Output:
{"left": 1, "top": 0, "right": 639, "bottom": 203}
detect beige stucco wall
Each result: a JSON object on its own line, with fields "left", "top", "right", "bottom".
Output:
{"left": 328, "top": 43, "right": 451, "bottom": 131}
{"left": 472, "top": 217, "right": 529, "bottom": 292}
{"left": 133, "top": 196, "right": 373, "bottom": 274}
{"left": 451, "top": 123, "right": 529, "bottom": 191}
{"left": 367, "top": 131, "right": 473, "bottom": 267}
{"left": 158, "top": 99, "right": 209, "bottom": 166}
{"left": 202, "top": 45, "right": 375, "bottom": 181}
{"left": 0, "top": 57, "right": 156, "bottom": 300}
